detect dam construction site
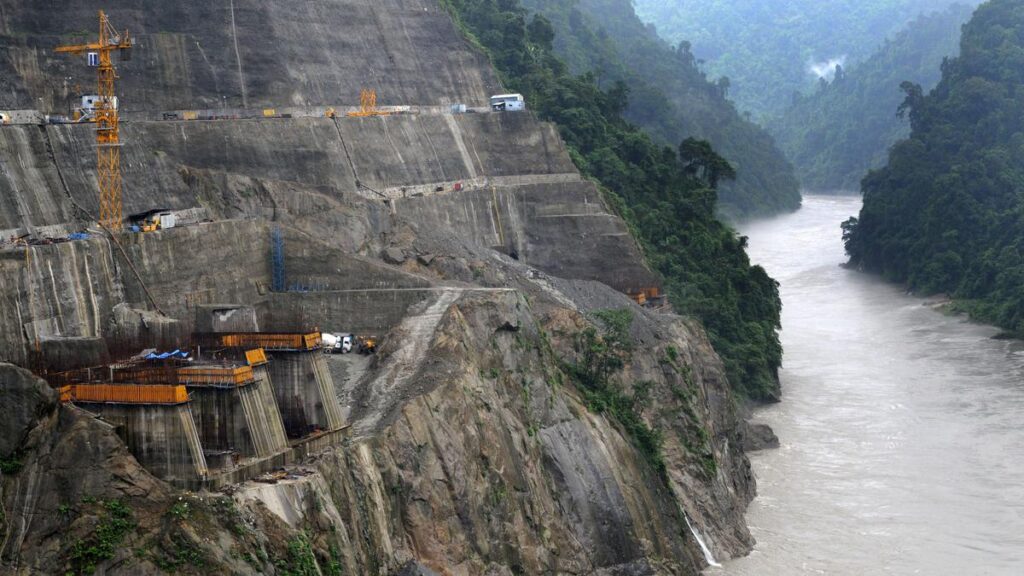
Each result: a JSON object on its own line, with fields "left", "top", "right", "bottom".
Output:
{"left": 0, "top": 2, "right": 758, "bottom": 574}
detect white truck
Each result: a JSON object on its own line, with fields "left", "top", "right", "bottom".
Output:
{"left": 322, "top": 333, "right": 354, "bottom": 354}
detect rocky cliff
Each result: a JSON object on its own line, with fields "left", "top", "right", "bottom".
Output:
{"left": 0, "top": 1, "right": 758, "bottom": 573}
{"left": 2, "top": 279, "right": 755, "bottom": 574}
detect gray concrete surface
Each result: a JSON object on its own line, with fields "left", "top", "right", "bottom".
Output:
{"left": 80, "top": 402, "right": 208, "bottom": 482}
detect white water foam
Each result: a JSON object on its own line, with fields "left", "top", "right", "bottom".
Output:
{"left": 685, "top": 513, "right": 721, "bottom": 567}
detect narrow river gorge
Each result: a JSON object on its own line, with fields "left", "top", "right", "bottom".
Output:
{"left": 713, "top": 195, "right": 1024, "bottom": 575}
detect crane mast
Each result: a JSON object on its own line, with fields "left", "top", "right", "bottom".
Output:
{"left": 55, "top": 10, "right": 133, "bottom": 231}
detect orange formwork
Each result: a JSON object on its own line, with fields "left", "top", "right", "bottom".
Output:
{"left": 177, "top": 365, "right": 255, "bottom": 387}
{"left": 245, "top": 348, "right": 268, "bottom": 366}
{"left": 60, "top": 384, "right": 189, "bottom": 405}
{"left": 627, "top": 287, "right": 662, "bottom": 306}
{"left": 215, "top": 333, "right": 322, "bottom": 351}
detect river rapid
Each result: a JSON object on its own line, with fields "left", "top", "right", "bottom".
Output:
{"left": 712, "top": 195, "right": 1024, "bottom": 575}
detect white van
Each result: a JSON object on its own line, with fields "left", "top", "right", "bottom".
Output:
{"left": 490, "top": 93, "right": 526, "bottom": 112}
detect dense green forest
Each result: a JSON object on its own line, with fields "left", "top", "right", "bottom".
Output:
{"left": 634, "top": 0, "right": 981, "bottom": 119}
{"left": 770, "top": 4, "right": 974, "bottom": 192}
{"left": 845, "top": 0, "right": 1024, "bottom": 336}
{"left": 520, "top": 0, "right": 801, "bottom": 219}
{"left": 438, "top": 0, "right": 784, "bottom": 400}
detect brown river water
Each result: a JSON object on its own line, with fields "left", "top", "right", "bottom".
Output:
{"left": 710, "top": 195, "right": 1024, "bottom": 575}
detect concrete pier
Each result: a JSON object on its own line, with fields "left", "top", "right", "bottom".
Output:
{"left": 246, "top": 365, "right": 290, "bottom": 456}
{"left": 187, "top": 379, "right": 289, "bottom": 461}
{"left": 80, "top": 401, "right": 208, "bottom": 483}
{"left": 266, "top": 350, "right": 345, "bottom": 438}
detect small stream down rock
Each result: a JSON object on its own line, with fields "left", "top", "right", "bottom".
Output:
{"left": 714, "top": 195, "right": 1024, "bottom": 575}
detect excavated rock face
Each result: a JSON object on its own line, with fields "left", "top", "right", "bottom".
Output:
{"left": 1, "top": 276, "right": 756, "bottom": 575}
{"left": 0, "top": 0, "right": 500, "bottom": 111}
{"left": 232, "top": 286, "right": 754, "bottom": 575}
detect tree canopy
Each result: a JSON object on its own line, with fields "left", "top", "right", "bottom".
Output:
{"left": 521, "top": 0, "right": 802, "bottom": 219}
{"left": 845, "top": 0, "right": 1024, "bottom": 336}
{"left": 634, "top": 0, "right": 982, "bottom": 120}
{"left": 769, "top": 4, "right": 974, "bottom": 192}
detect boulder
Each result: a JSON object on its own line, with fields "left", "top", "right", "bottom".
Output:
{"left": 0, "top": 363, "right": 58, "bottom": 458}
{"left": 383, "top": 247, "right": 407, "bottom": 265}
{"left": 742, "top": 422, "right": 780, "bottom": 452}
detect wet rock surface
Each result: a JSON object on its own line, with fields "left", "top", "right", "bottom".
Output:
{"left": 742, "top": 422, "right": 781, "bottom": 452}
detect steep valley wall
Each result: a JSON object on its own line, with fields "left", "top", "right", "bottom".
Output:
{"left": 0, "top": 111, "right": 658, "bottom": 364}
{"left": 0, "top": 0, "right": 499, "bottom": 111}
{"left": 0, "top": 0, "right": 758, "bottom": 574}
{"left": 1, "top": 284, "right": 754, "bottom": 574}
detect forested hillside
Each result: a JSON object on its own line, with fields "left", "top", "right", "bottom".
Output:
{"left": 440, "top": 0, "right": 784, "bottom": 400}
{"left": 770, "top": 4, "right": 974, "bottom": 192}
{"left": 845, "top": 0, "right": 1024, "bottom": 336}
{"left": 635, "top": 0, "right": 981, "bottom": 119}
{"left": 520, "top": 0, "right": 801, "bottom": 219}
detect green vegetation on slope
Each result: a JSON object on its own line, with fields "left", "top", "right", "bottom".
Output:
{"left": 440, "top": 0, "right": 783, "bottom": 400}
{"left": 566, "top": 309, "right": 666, "bottom": 474}
{"left": 770, "top": 4, "right": 974, "bottom": 192}
{"left": 634, "top": 0, "right": 981, "bottom": 119}
{"left": 845, "top": 0, "right": 1024, "bottom": 336}
{"left": 521, "top": 0, "right": 801, "bottom": 219}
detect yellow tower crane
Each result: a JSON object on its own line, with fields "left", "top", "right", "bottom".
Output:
{"left": 55, "top": 11, "right": 134, "bottom": 231}
{"left": 348, "top": 89, "right": 390, "bottom": 118}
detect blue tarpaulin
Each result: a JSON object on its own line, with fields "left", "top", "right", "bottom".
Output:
{"left": 144, "top": 349, "right": 189, "bottom": 360}
{"left": 68, "top": 232, "right": 90, "bottom": 241}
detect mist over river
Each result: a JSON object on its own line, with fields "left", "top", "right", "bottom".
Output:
{"left": 712, "top": 195, "right": 1024, "bottom": 575}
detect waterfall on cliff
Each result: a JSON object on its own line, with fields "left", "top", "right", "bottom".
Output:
{"left": 686, "top": 513, "right": 722, "bottom": 567}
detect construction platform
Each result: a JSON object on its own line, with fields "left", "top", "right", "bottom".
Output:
{"left": 46, "top": 333, "right": 346, "bottom": 488}
{"left": 62, "top": 383, "right": 208, "bottom": 483}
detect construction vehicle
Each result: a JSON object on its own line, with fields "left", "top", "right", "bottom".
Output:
{"left": 322, "top": 333, "right": 353, "bottom": 354}
{"left": 129, "top": 209, "right": 176, "bottom": 233}
{"left": 357, "top": 336, "right": 377, "bottom": 355}
{"left": 55, "top": 11, "right": 134, "bottom": 232}
{"left": 490, "top": 93, "right": 526, "bottom": 111}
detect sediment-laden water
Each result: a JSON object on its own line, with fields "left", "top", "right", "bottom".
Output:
{"left": 714, "top": 195, "right": 1024, "bottom": 575}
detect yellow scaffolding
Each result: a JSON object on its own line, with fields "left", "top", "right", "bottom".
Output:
{"left": 348, "top": 89, "right": 390, "bottom": 118}
{"left": 245, "top": 348, "right": 269, "bottom": 366}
